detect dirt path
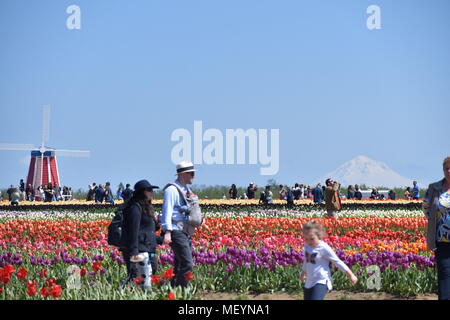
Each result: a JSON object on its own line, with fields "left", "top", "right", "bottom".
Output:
{"left": 200, "top": 291, "right": 438, "bottom": 300}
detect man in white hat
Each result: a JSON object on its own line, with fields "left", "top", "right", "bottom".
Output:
{"left": 161, "top": 161, "right": 196, "bottom": 288}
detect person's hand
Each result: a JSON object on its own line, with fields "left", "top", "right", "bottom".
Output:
{"left": 349, "top": 273, "right": 358, "bottom": 285}
{"left": 300, "top": 272, "right": 306, "bottom": 281}
{"left": 163, "top": 232, "right": 172, "bottom": 245}
{"left": 130, "top": 255, "right": 144, "bottom": 263}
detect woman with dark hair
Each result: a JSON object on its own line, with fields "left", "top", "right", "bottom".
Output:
{"left": 423, "top": 156, "right": 450, "bottom": 300}
{"left": 120, "top": 179, "right": 160, "bottom": 291}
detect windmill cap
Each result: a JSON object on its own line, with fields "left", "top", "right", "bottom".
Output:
{"left": 175, "top": 161, "right": 196, "bottom": 175}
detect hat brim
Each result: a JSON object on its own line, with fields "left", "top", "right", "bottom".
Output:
{"left": 175, "top": 169, "right": 196, "bottom": 175}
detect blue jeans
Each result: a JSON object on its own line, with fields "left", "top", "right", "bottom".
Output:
{"left": 304, "top": 283, "right": 328, "bottom": 300}
{"left": 170, "top": 230, "right": 193, "bottom": 288}
{"left": 436, "top": 242, "right": 450, "bottom": 300}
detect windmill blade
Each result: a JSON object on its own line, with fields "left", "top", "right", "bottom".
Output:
{"left": 42, "top": 104, "right": 50, "bottom": 145}
{"left": 0, "top": 143, "right": 36, "bottom": 151}
{"left": 54, "top": 149, "right": 91, "bottom": 158}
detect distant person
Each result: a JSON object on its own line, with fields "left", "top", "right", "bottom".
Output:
{"left": 324, "top": 179, "right": 341, "bottom": 217}
{"left": 53, "top": 184, "right": 62, "bottom": 201}
{"left": 92, "top": 183, "right": 99, "bottom": 200}
{"left": 422, "top": 156, "right": 450, "bottom": 300}
{"left": 7, "top": 185, "right": 14, "bottom": 201}
{"left": 95, "top": 184, "right": 105, "bottom": 203}
{"left": 62, "top": 186, "right": 69, "bottom": 201}
{"left": 258, "top": 190, "right": 266, "bottom": 204}
{"left": 0, "top": 192, "right": 3, "bottom": 202}
{"left": 10, "top": 188, "right": 20, "bottom": 206}
{"left": 19, "top": 179, "right": 26, "bottom": 200}
{"left": 279, "top": 185, "right": 287, "bottom": 200}
{"left": 412, "top": 181, "right": 420, "bottom": 200}
{"left": 26, "top": 184, "right": 34, "bottom": 201}
{"left": 312, "top": 184, "right": 324, "bottom": 203}
{"left": 387, "top": 189, "right": 396, "bottom": 200}
{"left": 117, "top": 186, "right": 123, "bottom": 201}
{"left": 347, "top": 185, "right": 355, "bottom": 199}
{"left": 265, "top": 186, "right": 273, "bottom": 204}
{"left": 370, "top": 188, "right": 380, "bottom": 200}
{"left": 86, "top": 184, "right": 94, "bottom": 201}
{"left": 229, "top": 184, "right": 238, "bottom": 200}
{"left": 247, "top": 183, "right": 258, "bottom": 199}
{"left": 354, "top": 185, "right": 363, "bottom": 200}
{"left": 104, "top": 182, "right": 114, "bottom": 204}
{"left": 293, "top": 183, "right": 301, "bottom": 200}
{"left": 38, "top": 185, "right": 45, "bottom": 202}
{"left": 44, "top": 183, "right": 54, "bottom": 202}
{"left": 286, "top": 187, "right": 294, "bottom": 207}
{"left": 306, "top": 186, "right": 313, "bottom": 199}
{"left": 122, "top": 184, "right": 134, "bottom": 202}
{"left": 300, "top": 184, "right": 305, "bottom": 199}
{"left": 404, "top": 187, "right": 412, "bottom": 200}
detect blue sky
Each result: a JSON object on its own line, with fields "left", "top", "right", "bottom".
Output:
{"left": 0, "top": 0, "right": 449, "bottom": 190}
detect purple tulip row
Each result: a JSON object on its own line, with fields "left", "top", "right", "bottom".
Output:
{"left": 0, "top": 247, "right": 435, "bottom": 273}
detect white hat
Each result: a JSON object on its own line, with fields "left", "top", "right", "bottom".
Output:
{"left": 175, "top": 161, "right": 196, "bottom": 175}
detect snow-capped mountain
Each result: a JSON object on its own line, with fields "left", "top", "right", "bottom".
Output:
{"left": 318, "top": 155, "right": 416, "bottom": 188}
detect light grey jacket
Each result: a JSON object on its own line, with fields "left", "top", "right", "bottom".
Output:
{"left": 424, "top": 179, "right": 446, "bottom": 250}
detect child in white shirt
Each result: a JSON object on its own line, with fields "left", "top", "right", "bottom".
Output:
{"left": 300, "top": 221, "right": 358, "bottom": 300}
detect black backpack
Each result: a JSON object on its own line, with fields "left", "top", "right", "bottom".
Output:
{"left": 107, "top": 202, "right": 141, "bottom": 247}
{"left": 260, "top": 192, "right": 267, "bottom": 203}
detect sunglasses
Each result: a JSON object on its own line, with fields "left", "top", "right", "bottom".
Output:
{"left": 144, "top": 187, "right": 154, "bottom": 192}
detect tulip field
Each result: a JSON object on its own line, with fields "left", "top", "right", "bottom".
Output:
{"left": 0, "top": 199, "right": 438, "bottom": 300}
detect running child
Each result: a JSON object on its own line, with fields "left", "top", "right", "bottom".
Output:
{"left": 300, "top": 221, "right": 358, "bottom": 300}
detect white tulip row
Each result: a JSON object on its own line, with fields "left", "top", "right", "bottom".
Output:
{"left": 0, "top": 208, "right": 423, "bottom": 223}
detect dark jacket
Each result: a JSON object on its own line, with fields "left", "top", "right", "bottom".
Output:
{"left": 121, "top": 200, "right": 157, "bottom": 256}
{"left": 104, "top": 186, "right": 114, "bottom": 202}
{"left": 122, "top": 188, "right": 133, "bottom": 202}
{"left": 95, "top": 188, "right": 105, "bottom": 202}
{"left": 312, "top": 187, "right": 323, "bottom": 203}
{"left": 354, "top": 191, "right": 362, "bottom": 200}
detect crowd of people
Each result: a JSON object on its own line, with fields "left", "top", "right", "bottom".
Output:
{"left": 1, "top": 178, "right": 423, "bottom": 206}
{"left": 225, "top": 181, "right": 422, "bottom": 205}
{"left": 3, "top": 180, "right": 74, "bottom": 204}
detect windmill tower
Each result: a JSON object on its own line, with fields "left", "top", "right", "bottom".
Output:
{"left": 0, "top": 105, "right": 90, "bottom": 199}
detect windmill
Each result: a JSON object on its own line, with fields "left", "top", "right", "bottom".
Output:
{"left": 0, "top": 105, "right": 90, "bottom": 199}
